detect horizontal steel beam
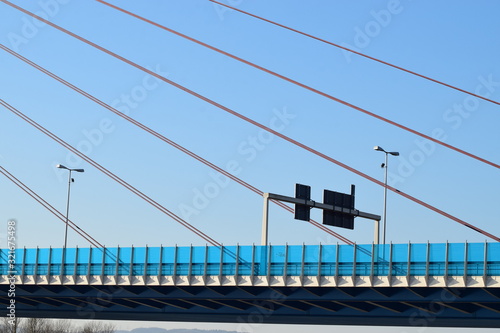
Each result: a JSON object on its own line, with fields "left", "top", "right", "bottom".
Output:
{"left": 267, "top": 193, "right": 381, "bottom": 220}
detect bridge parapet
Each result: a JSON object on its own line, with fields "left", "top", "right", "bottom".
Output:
{"left": 1, "top": 242, "right": 499, "bottom": 288}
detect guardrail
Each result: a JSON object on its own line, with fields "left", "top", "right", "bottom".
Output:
{"left": 1, "top": 242, "right": 499, "bottom": 278}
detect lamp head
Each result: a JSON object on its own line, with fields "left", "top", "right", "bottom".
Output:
{"left": 56, "top": 164, "right": 84, "bottom": 172}
{"left": 389, "top": 152, "right": 400, "bottom": 156}
{"left": 373, "top": 146, "right": 385, "bottom": 152}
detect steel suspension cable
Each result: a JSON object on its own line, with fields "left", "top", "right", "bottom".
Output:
{"left": 1, "top": 166, "right": 131, "bottom": 264}
{"left": 0, "top": 166, "right": 103, "bottom": 248}
{"left": 208, "top": 0, "right": 500, "bottom": 107}
{"left": 0, "top": 100, "right": 221, "bottom": 247}
{"left": 0, "top": 44, "right": 353, "bottom": 245}
{"left": 92, "top": 0, "right": 500, "bottom": 170}
{"left": 0, "top": 3, "right": 498, "bottom": 241}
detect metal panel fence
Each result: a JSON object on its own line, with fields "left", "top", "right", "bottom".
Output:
{"left": 1, "top": 243, "right": 499, "bottom": 277}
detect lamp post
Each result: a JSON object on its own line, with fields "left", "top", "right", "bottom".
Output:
{"left": 56, "top": 164, "right": 84, "bottom": 248}
{"left": 373, "top": 146, "right": 399, "bottom": 245}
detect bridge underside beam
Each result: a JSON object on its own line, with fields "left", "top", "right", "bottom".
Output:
{"left": 10, "top": 308, "right": 500, "bottom": 328}
{"left": 1, "top": 284, "right": 499, "bottom": 328}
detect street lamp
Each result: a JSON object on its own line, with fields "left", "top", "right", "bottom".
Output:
{"left": 373, "top": 146, "right": 399, "bottom": 245}
{"left": 56, "top": 164, "right": 84, "bottom": 248}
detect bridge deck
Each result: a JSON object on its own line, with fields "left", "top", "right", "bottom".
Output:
{"left": 1, "top": 242, "right": 500, "bottom": 280}
{"left": 1, "top": 243, "right": 500, "bottom": 327}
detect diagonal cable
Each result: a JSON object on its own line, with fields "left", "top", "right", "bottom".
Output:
{"left": 93, "top": 0, "right": 500, "bottom": 170}
{"left": 0, "top": 166, "right": 103, "bottom": 248}
{"left": 0, "top": 3, "right": 498, "bottom": 241}
{"left": 0, "top": 43, "right": 353, "bottom": 245}
{"left": 209, "top": 0, "right": 500, "bottom": 107}
{"left": 0, "top": 99, "right": 221, "bottom": 247}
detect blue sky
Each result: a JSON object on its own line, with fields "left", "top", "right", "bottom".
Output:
{"left": 1, "top": 0, "right": 499, "bottom": 331}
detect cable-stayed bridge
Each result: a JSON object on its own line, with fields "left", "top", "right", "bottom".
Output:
{"left": 1, "top": 1, "right": 500, "bottom": 330}
{"left": 1, "top": 242, "right": 499, "bottom": 328}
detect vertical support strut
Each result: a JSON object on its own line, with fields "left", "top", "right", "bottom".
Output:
{"left": 261, "top": 193, "right": 270, "bottom": 246}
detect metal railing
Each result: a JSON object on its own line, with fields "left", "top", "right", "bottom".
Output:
{"left": 1, "top": 242, "right": 499, "bottom": 278}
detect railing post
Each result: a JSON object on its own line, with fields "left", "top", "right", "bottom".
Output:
{"left": 406, "top": 241, "right": 412, "bottom": 283}
{"left": 59, "top": 246, "right": 65, "bottom": 281}
{"left": 73, "top": 246, "right": 78, "bottom": 281}
{"left": 370, "top": 242, "right": 375, "bottom": 281}
{"left": 203, "top": 245, "right": 208, "bottom": 281}
{"left": 173, "top": 245, "right": 178, "bottom": 285}
{"left": 335, "top": 243, "right": 340, "bottom": 280}
{"left": 317, "top": 243, "right": 322, "bottom": 283}
{"left": 300, "top": 243, "right": 306, "bottom": 285}
{"left": 21, "top": 246, "right": 26, "bottom": 283}
{"left": 483, "top": 241, "right": 488, "bottom": 285}
{"left": 188, "top": 244, "right": 193, "bottom": 284}
{"left": 115, "top": 246, "right": 120, "bottom": 281}
{"left": 463, "top": 242, "right": 468, "bottom": 283}
{"left": 129, "top": 246, "right": 134, "bottom": 284}
{"left": 388, "top": 242, "right": 393, "bottom": 285}
{"left": 47, "top": 246, "right": 52, "bottom": 284}
{"left": 101, "top": 246, "right": 106, "bottom": 282}
{"left": 251, "top": 244, "right": 256, "bottom": 281}
{"left": 425, "top": 241, "right": 430, "bottom": 287}
{"left": 235, "top": 244, "right": 240, "bottom": 286}
{"left": 219, "top": 244, "right": 224, "bottom": 284}
{"left": 444, "top": 241, "right": 449, "bottom": 284}
{"left": 266, "top": 244, "right": 272, "bottom": 283}
{"left": 352, "top": 243, "right": 357, "bottom": 284}
{"left": 87, "top": 246, "right": 92, "bottom": 283}
{"left": 284, "top": 243, "right": 289, "bottom": 284}
{"left": 34, "top": 246, "right": 39, "bottom": 281}
{"left": 158, "top": 245, "right": 163, "bottom": 283}
{"left": 144, "top": 245, "right": 149, "bottom": 283}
